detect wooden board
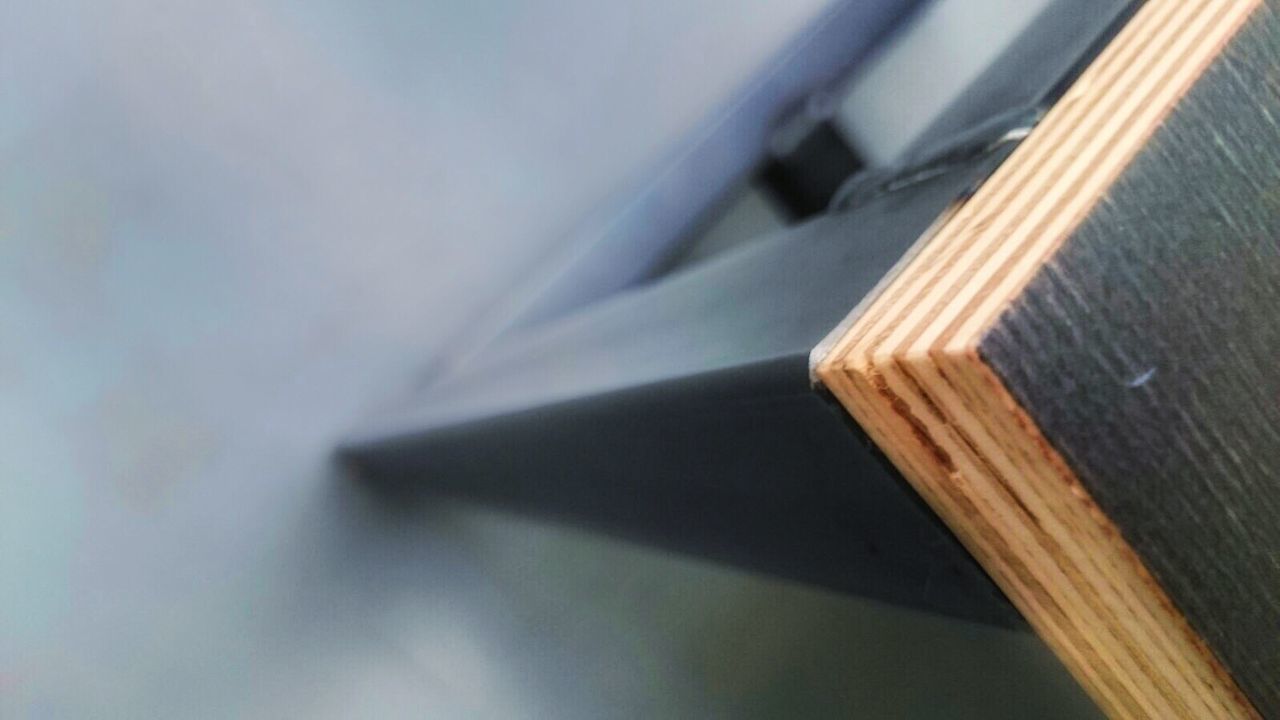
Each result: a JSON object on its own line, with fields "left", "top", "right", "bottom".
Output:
{"left": 817, "top": 0, "right": 1278, "bottom": 717}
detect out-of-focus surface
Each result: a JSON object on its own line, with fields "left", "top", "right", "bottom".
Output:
{"left": 838, "top": 0, "right": 1053, "bottom": 163}
{"left": 2, "top": 0, "right": 1098, "bottom": 717}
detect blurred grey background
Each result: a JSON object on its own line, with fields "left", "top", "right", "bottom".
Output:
{"left": 2, "top": 0, "right": 1100, "bottom": 717}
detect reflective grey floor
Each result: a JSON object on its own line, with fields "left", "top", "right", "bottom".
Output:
{"left": 3, "top": 0, "right": 1099, "bottom": 717}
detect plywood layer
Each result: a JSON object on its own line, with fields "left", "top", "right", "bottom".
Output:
{"left": 817, "top": 0, "right": 1274, "bottom": 717}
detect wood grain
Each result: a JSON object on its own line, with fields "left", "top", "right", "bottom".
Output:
{"left": 816, "top": 0, "right": 1273, "bottom": 717}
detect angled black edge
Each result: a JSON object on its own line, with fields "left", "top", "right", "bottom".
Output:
{"left": 345, "top": 147, "right": 1020, "bottom": 627}
{"left": 351, "top": 354, "right": 1018, "bottom": 627}
{"left": 342, "top": 0, "right": 1139, "bottom": 627}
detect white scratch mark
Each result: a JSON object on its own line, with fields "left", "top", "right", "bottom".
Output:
{"left": 1127, "top": 367, "right": 1157, "bottom": 389}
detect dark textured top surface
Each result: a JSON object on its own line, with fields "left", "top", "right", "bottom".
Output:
{"left": 981, "top": 4, "right": 1280, "bottom": 714}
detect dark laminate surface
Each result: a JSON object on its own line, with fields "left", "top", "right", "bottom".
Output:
{"left": 982, "top": 3, "right": 1280, "bottom": 713}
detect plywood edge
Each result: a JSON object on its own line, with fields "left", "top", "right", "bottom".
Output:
{"left": 815, "top": 0, "right": 1263, "bottom": 717}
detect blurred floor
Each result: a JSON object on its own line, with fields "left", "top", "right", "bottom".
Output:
{"left": 2, "top": 0, "right": 1096, "bottom": 717}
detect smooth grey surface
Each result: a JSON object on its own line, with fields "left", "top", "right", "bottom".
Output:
{"left": 3, "top": 0, "right": 1101, "bottom": 717}
{"left": 982, "top": 3, "right": 1280, "bottom": 714}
